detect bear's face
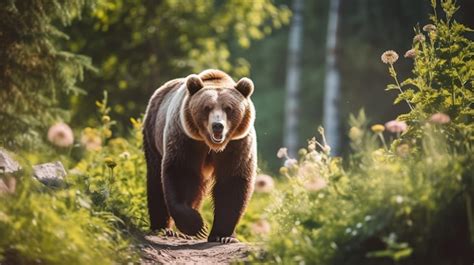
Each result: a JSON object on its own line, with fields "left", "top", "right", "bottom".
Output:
{"left": 182, "top": 75, "right": 254, "bottom": 151}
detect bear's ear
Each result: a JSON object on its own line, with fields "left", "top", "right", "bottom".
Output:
{"left": 186, "top": 74, "right": 204, "bottom": 95}
{"left": 235, "top": 77, "right": 254, "bottom": 98}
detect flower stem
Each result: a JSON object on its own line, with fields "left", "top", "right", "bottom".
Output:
{"left": 377, "top": 133, "right": 388, "bottom": 151}
{"left": 390, "top": 64, "right": 414, "bottom": 111}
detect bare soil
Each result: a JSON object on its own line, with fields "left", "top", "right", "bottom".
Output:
{"left": 140, "top": 235, "right": 258, "bottom": 264}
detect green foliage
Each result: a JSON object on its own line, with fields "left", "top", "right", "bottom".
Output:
{"left": 263, "top": 1, "right": 474, "bottom": 264}
{"left": 71, "top": 94, "right": 149, "bottom": 230}
{"left": 0, "top": 178, "right": 135, "bottom": 264}
{"left": 66, "top": 0, "right": 290, "bottom": 129}
{"left": 0, "top": 0, "right": 95, "bottom": 149}
{"left": 385, "top": 0, "right": 473, "bottom": 146}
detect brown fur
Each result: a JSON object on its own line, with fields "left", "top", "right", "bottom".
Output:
{"left": 143, "top": 69, "right": 256, "bottom": 242}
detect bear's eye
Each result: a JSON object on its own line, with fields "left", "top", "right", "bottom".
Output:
{"left": 224, "top": 106, "right": 232, "bottom": 113}
{"left": 204, "top": 105, "right": 212, "bottom": 112}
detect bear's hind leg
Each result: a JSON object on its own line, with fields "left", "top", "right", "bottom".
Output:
{"left": 145, "top": 149, "right": 171, "bottom": 231}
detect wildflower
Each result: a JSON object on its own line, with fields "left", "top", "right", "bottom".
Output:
{"left": 364, "top": 215, "right": 372, "bottom": 222}
{"left": 251, "top": 219, "right": 271, "bottom": 235}
{"left": 284, "top": 158, "right": 298, "bottom": 168}
{"left": 396, "top": 144, "right": 410, "bottom": 158}
{"left": 279, "top": 167, "right": 288, "bottom": 175}
{"left": 277, "top": 147, "right": 288, "bottom": 159}
{"left": 254, "top": 174, "right": 275, "bottom": 193}
{"left": 309, "top": 151, "right": 322, "bottom": 162}
{"left": 298, "top": 148, "right": 308, "bottom": 157}
{"left": 422, "top": 24, "right": 436, "bottom": 32}
{"left": 103, "top": 128, "right": 112, "bottom": 138}
{"left": 47, "top": 122, "right": 74, "bottom": 148}
{"left": 104, "top": 157, "right": 117, "bottom": 169}
{"left": 385, "top": 120, "right": 407, "bottom": 134}
{"left": 119, "top": 151, "right": 131, "bottom": 160}
{"left": 381, "top": 50, "right": 399, "bottom": 64}
{"left": 102, "top": 115, "right": 111, "bottom": 123}
{"left": 305, "top": 177, "right": 327, "bottom": 192}
{"left": 81, "top": 127, "right": 102, "bottom": 151}
{"left": 371, "top": 124, "right": 385, "bottom": 134}
{"left": 348, "top": 127, "right": 363, "bottom": 141}
{"left": 413, "top": 34, "right": 426, "bottom": 42}
{"left": 430, "top": 112, "right": 450, "bottom": 124}
{"left": 395, "top": 195, "right": 404, "bottom": 204}
{"left": 404, "top": 49, "right": 417, "bottom": 59}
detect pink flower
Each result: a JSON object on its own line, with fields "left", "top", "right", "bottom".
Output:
{"left": 47, "top": 122, "right": 74, "bottom": 148}
{"left": 384, "top": 120, "right": 408, "bottom": 134}
{"left": 306, "top": 177, "right": 327, "bottom": 192}
{"left": 254, "top": 174, "right": 274, "bottom": 193}
{"left": 251, "top": 219, "right": 271, "bottom": 235}
{"left": 430, "top": 113, "right": 450, "bottom": 124}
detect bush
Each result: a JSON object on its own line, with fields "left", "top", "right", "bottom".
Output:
{"left": 263, "top": 1, "right": 473, "bottom": 264}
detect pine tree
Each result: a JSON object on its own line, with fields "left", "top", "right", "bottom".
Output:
{"left": 0, "top": 0, "right": 95, "bottom": 149}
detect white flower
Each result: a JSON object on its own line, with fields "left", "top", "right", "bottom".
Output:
{"left": 284, "top": 158, "right": 298, "bottom": 168}
{"left": 119, "top": 151, "right": 131, "bottom": 160}
{"left": 47, "top": 122, "right": 74, "bottom": 148}
{"left": 277, "top": 147, "right": 288, "bottom": 159}
{"left": 395, "top": 195, "right": 404, "bottom": 204}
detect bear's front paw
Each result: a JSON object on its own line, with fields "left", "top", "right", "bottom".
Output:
{"left": 209, "top": 236, "right": 239, "bottom": 244}
{"left": 160, "top": 228, "right": 192, "bottom": 239}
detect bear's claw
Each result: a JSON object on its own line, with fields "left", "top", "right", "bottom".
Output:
{"left": 160, "top": 228, "right": 192, "bottom": 239}
{"left": 217, "top": 237, "right": 239, "bottom": 244}
{"left": 195, "top": 224, "right": 209, "bottom": 240}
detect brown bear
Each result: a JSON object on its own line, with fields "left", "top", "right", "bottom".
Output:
{"left": 143, "top": 69, "right": 256, "bottom": 243}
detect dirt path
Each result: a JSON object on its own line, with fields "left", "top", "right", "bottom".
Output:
{"left": 140, "top": 235, "right": 258, "bottom": 264}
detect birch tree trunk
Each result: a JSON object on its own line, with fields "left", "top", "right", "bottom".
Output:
{"left": 323, "top": 0, "right": 341, "bottom": 155}
{"left": 284, "top": 0, "right": 304, "bottom": 158}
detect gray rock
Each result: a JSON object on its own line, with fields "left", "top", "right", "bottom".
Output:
{"left": 33, "top": 161, "right": 67, "bottom": 187}
{"left": 0, "top": 148, "right": 21, "bottom": 174}
{"left": 0, "top": 149, "right": 20, "bottom": 194}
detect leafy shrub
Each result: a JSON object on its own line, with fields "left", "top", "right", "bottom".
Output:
{"left": 263, "top": 1, "right": 473, "bottom": 264}
{"left": 0, "top": 178, "right": 135, "bottom": 264}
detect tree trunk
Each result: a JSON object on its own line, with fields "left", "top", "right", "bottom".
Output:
{"left": 284, "top": 0, "right": 304, "bottom": 158}
{"left": 323, "top": 0, "right": 341, "bottom": 155}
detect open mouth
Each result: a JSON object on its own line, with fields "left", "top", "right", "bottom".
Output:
{"left": 211, "top": 132, "right": 224, "bottom": 143}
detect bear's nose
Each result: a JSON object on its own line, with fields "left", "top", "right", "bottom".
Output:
{"left": 212, "top": 122, "right": 224, "bottom": 133}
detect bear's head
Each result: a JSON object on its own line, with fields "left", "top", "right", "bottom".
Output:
{"left": 180, "top": 70, "right": 255, "bottom": 152}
